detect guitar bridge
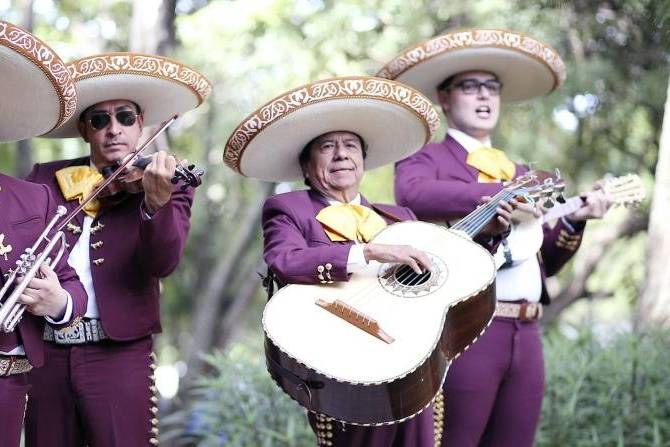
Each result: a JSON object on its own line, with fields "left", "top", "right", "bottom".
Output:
{"left": 315, "top": 299, "right": 394, "bottom": 344}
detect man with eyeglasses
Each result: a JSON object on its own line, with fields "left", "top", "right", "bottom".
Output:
{"left": 379, "top": 29, "right": 611, "bottom": 446}
{"left": 23, "top": 53, "right": 211, "bottom": 447}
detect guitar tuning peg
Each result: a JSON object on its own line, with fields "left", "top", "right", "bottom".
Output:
{"left": 556, "top": 194, "right": 566, "bottom": 204}
{"left": 188, "top": 164, "right": 195, "bottom": 170}
{"left": 171, "top": 177, "right": 179, "bottom": 185}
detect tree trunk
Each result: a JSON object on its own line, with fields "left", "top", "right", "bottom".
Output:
{"left": 636, "top": 74, "right": 670, "bottom": 329}
{"left": 184, "top": 183, "right": 274, "bottom": 380}
{"left": 542, "top": 213, "right": 648, "bottom": 325}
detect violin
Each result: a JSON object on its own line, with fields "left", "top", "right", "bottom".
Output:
{"left": 97, "top": 154, "right": 205, "bottom": 200}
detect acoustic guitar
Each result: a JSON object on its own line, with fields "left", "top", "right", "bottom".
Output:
{"left": 496, "top": 173, "right": 646, "bottom": 266}
{"left": 263, "top": 172, "right": 561, "bottom": 425}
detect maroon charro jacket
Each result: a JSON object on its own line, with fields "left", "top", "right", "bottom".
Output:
{"left": 26, "top": 156, "right": 194, "bottom": 340}
{"left": 395, "top": 135, "right": 585, "bottom": 304}
{"left": 0, "top": 173, "right": 87, "bottom": 366}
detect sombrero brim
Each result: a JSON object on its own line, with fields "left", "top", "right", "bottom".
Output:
{"left": 0, "top": 21, "right": 76, "bottom": 142}
{"left": 224, "top": 77, "right": 441, "bottom": 182}
{"left": 377, "top": 29, "right": 566, "bottom": 103}
{"left": 45, "top": 52, "right": 212, "bottom": 138}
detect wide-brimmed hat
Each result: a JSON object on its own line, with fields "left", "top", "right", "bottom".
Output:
{"left": 45, "top": 52, "right": 212, "bottom": 138}
{"left": 224, "top": 76, "right": 440, "bottom": 182}
{"left": 377, "top": 29, "right": 566, "bottom": 103}
{"left": 0, "top": 20, "right": 77, "bottom": 142}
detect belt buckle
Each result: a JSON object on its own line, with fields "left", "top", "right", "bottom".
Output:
{"left": 0, "top": 358, "right": 11, "bottom": 377}
{"left": 518, "top": 302, "right": 533, "bottom": 321}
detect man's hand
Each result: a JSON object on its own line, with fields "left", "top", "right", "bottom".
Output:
{"left": 567, "top": 185, "right": 613, "bottom": 222}
{"left": 142, "top": 151, "right": 177, "bottom": 214}
{"left": 363, "top": 243, "right": 433, "bottom": 274}
{"left": 17, "top": 263, "right": 67, "bottom": 320}
{"left": 479, "top": 197, "right": 513, "bottom": 237}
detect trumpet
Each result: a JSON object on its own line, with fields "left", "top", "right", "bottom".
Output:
{"left": 0, "top": 206, "right": 67, "bottom": 332}
{"left": 0, "top": 115, "right": 178, "bottom": 333}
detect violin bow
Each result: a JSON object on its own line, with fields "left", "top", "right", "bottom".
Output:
{"left": 56, "top": 115, "right": 178, "bottom": 233}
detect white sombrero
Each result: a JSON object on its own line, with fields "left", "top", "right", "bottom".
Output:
{"left": 224, "top": 76, "right": 441, "bottom": 182}
{"left": 46, "top": 52, "right": 213, "bottom": 138}
{"left": 0, "top": 20, "right": 77, "bottom": 142}
{"left": 377, "top": 28, "right": 566, "bottom": 103}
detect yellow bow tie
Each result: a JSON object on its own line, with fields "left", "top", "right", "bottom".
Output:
{"left": 55, "top": 166, "right": 104, "bottom": 218}
{"left": 315, "top": 203, "right": 387, "bottom": 243}
{"left": 466, "top": 147, "right": 516, "bottom": 183}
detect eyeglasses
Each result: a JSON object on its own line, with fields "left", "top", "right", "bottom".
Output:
{"left": 88, "top": 110, "right": 139, "bottom": 130}
{"left": 452, "top": 79, "right": 503, "bottom": 96}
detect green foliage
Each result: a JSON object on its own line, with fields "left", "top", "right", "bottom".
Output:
{"left": 161, "top": 343, "right": 314, "bottom": 447}
{"left": 165, "top": 328, "right": 670, "bottom": 446}
{"left": 538, "top": 328, "right": 670, "bottom": 446}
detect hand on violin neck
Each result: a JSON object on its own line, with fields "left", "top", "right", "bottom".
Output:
{"left": 142, "top": 150, "right": 177, "bottom": 213}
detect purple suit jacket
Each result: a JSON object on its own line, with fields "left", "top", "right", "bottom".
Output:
{"left": 263, "top": 189, "right": 416, "bottom": 285}
{"left": 395, "top": 135, "right": 585, "bottom": 304}
{"left": 26, "top": 156, "right": 194, "bottom": 340}
{"left": 0, "top": 173, "right": 87, "bottom": 366}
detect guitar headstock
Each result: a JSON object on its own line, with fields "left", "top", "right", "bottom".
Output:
{"left": 504, "top": 170, "right": 566, "bottom": 205}
{"left": 601, "top": 174, "right": 646, "bottom": 207}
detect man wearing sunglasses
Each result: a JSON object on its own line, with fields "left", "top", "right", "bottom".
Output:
{"left": 380, "top": 29, "right": 611, "bottom": 446}
{"left": 23, "top": 53, "right": 211, "bottom": 447}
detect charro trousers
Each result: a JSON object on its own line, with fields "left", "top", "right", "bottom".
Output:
{"left": 441, "top": 317, "right": 545, "bottom": 447}
{"left": 24, "top": 336, "right": 156, "bottom": 447}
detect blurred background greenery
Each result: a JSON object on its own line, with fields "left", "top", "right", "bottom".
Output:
{"left": 2, "top": 0, "right": 669, "bottom": 445}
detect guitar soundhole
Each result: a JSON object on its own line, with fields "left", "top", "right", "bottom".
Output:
{"left": 394, "top": 265, "right": 431, "bottom": 286}
{"left": 378, "top": 253, "right": 447, "bottom": 298}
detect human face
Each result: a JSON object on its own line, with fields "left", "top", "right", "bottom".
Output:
{"left": 302, "top": 131, "right": 365, "bottom": 202}
{"left": 77, "top": 99, "right": 144, "bottom": 168}
{"left": 437, "top": 71, "right": 501, "bottom": 142}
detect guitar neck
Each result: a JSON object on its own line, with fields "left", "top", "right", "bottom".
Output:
{"left": 452, "top": 189, "right": 516, "bottom": 238}
{"left": 542, "top": 196, "right": 583, "bottom": 223}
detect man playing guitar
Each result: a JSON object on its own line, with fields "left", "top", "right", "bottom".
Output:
{"left": 380, "top": 29, "right": 612, "bottom": 446}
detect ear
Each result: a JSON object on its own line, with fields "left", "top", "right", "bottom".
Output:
{"left": 137, "top": 112, "right": 144, "bottom": 132}
{"left": 76, "top": 120, "right": 89, "bottom": 143}
{"left": 437, "top": 89, "right": 450, "bottom": 114}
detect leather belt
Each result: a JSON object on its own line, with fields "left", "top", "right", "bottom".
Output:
{"left": 44, "top": 318, "right": 109, "bottom": 344}
{"left": 0, "top": 356, "right": 32, "bottom": 376}
{"left": 495, "top": 301, "right": 542, "bottom": 321}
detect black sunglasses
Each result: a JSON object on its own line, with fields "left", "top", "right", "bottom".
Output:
{"left": 88, "top": 110, "right": 139, "bottom": 130}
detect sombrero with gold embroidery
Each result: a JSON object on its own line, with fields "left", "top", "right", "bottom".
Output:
{"left": 0, "top": 20, "right": 77, "bottom": 142}
{"left": 45, "top": 52, "right": 212, "bottom": 138}
{"left": 224, "top": 76, "right": 440, "bottom": 182}
{"left": 377, "top": 28, "right": 566, "bottom": 103}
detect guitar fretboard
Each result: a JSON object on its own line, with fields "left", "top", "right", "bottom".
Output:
{"left": 542, "top": 197, "right": 583, "bottom": 222}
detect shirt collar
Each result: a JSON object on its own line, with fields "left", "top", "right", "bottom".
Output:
{"left": 324, "top": 193, "right": 361, "bottom": 206}
{"left": 447, "top": 128, "right": 492, "bottom": 153}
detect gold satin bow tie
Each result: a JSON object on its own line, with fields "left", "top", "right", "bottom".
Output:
{"left": 466, "top": 147, "right": 516, "bottom": 183}
{"left": 55, "top": 166, "right": 104, "bottom": 218}
{"left": 315, "top": 203, "right": 387, "bottom": 243}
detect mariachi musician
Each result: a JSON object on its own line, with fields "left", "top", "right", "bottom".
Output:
{"left": 379, "top": 29, "right": 612, "bottom": 446}
{"left": 223, "top": 76, "right": 514, "bottom": 446}
{"left": 0, "top": 20, "right": 87, "bottom": 447}
{"left": 23, "top": 52, "right": 212, "bottom": 447}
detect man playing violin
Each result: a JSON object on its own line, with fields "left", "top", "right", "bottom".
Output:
{"left": 23, "top": 52, "right": 211, "bottom": 447}
{"left": 380, "top": 29, "right": 612, "bottom": 446}
{"left": 0, "top": 20, "right": 88, "bottom": 447}
{"left": 224, "top": 76, "right": 514, "bottom": 446}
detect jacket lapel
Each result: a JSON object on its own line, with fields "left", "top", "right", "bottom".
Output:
{"left": 443, "top": 136, "right": 480, "bottom": 181}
